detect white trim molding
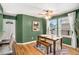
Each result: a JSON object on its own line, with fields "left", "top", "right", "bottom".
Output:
{"left": 16, "top": 40, "right": 36, "bottom": 45}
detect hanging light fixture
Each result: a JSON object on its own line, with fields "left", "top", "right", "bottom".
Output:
{"left": 38, "top": 9, "right": 54, "bottom": 34}
{"left": 44, "top": 14, "right": 52, "bottom": 20}
{"left": 38, "top": 9, "right": 53, "bottom": 20}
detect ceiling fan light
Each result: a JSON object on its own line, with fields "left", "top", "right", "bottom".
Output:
{"left": 44, "top": 15, "right": 52, "bottom": 20}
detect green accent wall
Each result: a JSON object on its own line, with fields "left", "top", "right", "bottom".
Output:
{"left": 75, "top": 9, "right": 79, "bottom": 47}
{"left": 3, "top": 15, "right": 16, "bottom": 20}
{"left": 0, "top": 14, "right": 3, "bottom": 32}
{"left": 42, "top": 18, "right": 46, "bottom": 34}
{"left": 16, "top": 15, "right": 23, "bottom": 43}
{"left": 16, "top": 14, "right": 46, "bottom": 43}
{"left": 63, "top": 37, "right": 71, "bottom": 45}
{"left": 0, "top": 4, "right": 3, "bottom": 38}
{"left": 57, "top": 18, "right": 59, "bottom": 36}
{"left": 0, "top": 4, "right": 3, "bottom": 14}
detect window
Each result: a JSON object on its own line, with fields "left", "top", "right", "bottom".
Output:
{"left": 49, "top": 19, "right": 57, "bottom": 35}
{"left": 60, "top": 17, "right": 70, "bottom": 35}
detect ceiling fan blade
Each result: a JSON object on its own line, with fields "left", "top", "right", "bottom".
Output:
{"left": 43, "top": 9, "right": 48, "bottom": 12}
{"left": 43, "top": 9, "right": 53, "bottom": 12}
{"left": 38, "top": 13, "right": 46, "bottom": 15}
{"left": 38, "top": 9, "right": 55, "bottom": 18}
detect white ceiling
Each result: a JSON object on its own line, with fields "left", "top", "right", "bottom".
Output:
{"left": 1, "top": 3, "right": 79, "bottom": 17}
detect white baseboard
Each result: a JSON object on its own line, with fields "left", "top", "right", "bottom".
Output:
{"left": 63, "top": 43, "right": 72, "bottom": 48}
{"left": 16, "top": 40, "right": 36, "bottom": 45}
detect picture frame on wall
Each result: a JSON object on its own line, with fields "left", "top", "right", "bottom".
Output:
{"left": 33, "top": 21, "right": 40, "bottom": 31}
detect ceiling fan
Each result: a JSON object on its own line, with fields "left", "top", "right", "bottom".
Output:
{"left": 38, "top": 9, "right": 54, "bottom": 19}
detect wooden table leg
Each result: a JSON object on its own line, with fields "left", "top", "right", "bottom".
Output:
{"left": 36, "top": 41, "right": 38, "bottom": 47}
{"left": 50, "top": 45, "right": 52, "bottom": 53}
{"left": 53, "top": 41, "right": 56, "bottom": 55}
{"left": 47, "top": 47, "right": 49, "bottom": 54}
{"left": 36, "top": 36, "right": 40, "bottom": 47}
{"left": 60, "top": 38, "right": 62, "bottom": 49}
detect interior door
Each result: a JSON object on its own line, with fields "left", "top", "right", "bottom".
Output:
{"left": 3, "top": 19, "right": 15, "bottom": 40}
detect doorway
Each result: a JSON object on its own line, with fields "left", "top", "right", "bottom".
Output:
{"left": 3, "top": 19, "right": 16, "bottom": 40}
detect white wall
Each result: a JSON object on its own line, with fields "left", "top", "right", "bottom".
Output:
{"left": 2, "top": 19, "right": 16, "bottom": 40}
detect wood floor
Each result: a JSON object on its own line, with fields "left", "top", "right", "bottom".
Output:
{"left": 14, "top": 43, "right": 79, "bottom": 55}
{"left": 15, "top": 43, "right": 43, "bottom": 55}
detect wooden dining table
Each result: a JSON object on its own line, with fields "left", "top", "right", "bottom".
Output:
{"left": 37, "top": 34, "right": 63, "bottom": 55}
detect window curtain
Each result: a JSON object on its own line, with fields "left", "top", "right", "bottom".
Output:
{"left": 68, "top": 12, "right": 77, "bottom": 48}
{"left": 75, "top": 10, "right": 79, "bottom": 47}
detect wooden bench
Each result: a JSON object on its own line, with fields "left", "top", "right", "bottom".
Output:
{"left": 36, "top": 40, "right": 52, "bottom": 54}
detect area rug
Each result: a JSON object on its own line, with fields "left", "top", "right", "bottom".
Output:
{"left": 34, "top": 45, "right": 69, "bottom": 55}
